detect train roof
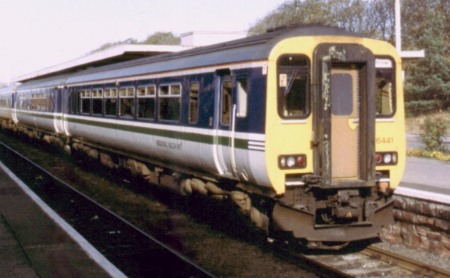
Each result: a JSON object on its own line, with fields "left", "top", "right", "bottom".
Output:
{"left": 17, "top": 26, "right": 362, "bottom": 89}
{"left": 16, "top": 74, "right": 72, "bottom": 91}
{"left": 14, "top": 44, "right": 192, "bottom": 83}
{"left": 65, "top": 25, "right": 360, "bottom": 86}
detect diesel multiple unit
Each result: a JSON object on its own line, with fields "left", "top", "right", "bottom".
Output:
{"left": 0, "top": 26, "right": 405, "bottom": 249}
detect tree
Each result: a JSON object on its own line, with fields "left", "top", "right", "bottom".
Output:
{"left": 402, "top": 0, "right": 450, "bottom": 114}
{"left": 248, "top": 0, "right": 395, "bottom": 42}
{"left": 363, "top": 0, "right": 395, "bottom": 43}
{"left": 91, "top": 38, "right": 138, "bottom": 53}
{"left": 90, "top": 32, "right": 180, "bottom": 53}
{"left": 141, "top": 32, "right": 180, "bottom": 45}
{"left": 249, "top": 0, "right": 449, "bottom": 116}
{"left": 248, "top": 0, "right": 331, "bottom": 35}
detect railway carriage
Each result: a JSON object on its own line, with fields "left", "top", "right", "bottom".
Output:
{"left": 0, "top": 86, "right": 15, "bottom": 121}
{"left": 13, "top": 75, "right": 67, "bottom": 134}
{"left": 0, "top": 26, "right": 405, "bottom": 248}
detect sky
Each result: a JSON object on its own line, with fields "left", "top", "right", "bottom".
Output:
{"left": 0, "top": 0, "right": 288, "bottom": 83}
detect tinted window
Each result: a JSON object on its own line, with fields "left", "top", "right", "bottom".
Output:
{"left": 331, "top": 73, "right": 353, "bottom": 116}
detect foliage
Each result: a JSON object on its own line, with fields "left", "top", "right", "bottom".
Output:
{"left": 249, "top": 0, "right": 450, "bottom": 117}
{"left": 91, "top": 38, "right": 138, "bottom": 53}
{"left": 405, "top": 100, "right": 439, "bottom": 116}
{"left": 140, "top": 32, "right": 180, "bottom": 45}
{"left": 248, "top": 0, "right": 395, "bottom": 42}
{"left": 91, "top": 32, "right": 180, "bottom": 53}
{"left": 407, "top": 149, "right": 450, "bottom": 161}
{"left": 402, "top": 0, "right": 450, "bottom": 114}
{"left": 419, "top": 116, "right": 448, "bottom": 151}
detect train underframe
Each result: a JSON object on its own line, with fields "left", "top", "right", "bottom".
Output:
{"left": 1, "top": 120, "right": 394, "bottom": 250}
{"left": 272, "top": 181, "right": 394, "bottom": 249}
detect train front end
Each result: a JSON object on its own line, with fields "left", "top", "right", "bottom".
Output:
{"left": 264, "top": 34, "right": 405, "bottom": 248}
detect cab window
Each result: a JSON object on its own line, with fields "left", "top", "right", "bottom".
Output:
{"left": 375, "top": 58, "right": 396, "bottom": 117}
{"left": 277, "top": 55, "right": 309, "bottom": 119}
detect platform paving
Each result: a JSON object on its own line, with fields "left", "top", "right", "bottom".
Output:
{"left": 0, "top": 165, "right": 111, "bottom": 277}
{"left": 398, "top": 156, "right": 450, "bottom": 204}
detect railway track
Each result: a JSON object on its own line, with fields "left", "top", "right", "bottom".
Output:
{"left": 271, "top": 241, "right": 450, "bottom": 277}
{"left": 0, "top": 142, "right": 213, "bottom": 277}
{"left": 1, "top": 134, "right": 449, "bottom": 277}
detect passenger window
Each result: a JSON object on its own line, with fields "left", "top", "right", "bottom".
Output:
{"left": 277, "top": 55, "right": 309, "bottom": 119}
{"left": 70, "top": 89, "right": 80, "bottom": 114}
{"left": 19, "top": 93, "right": 31, "bottom": 110}
{"left": 159, "top": 84, "right": 181, "bottom": 121}
{"left": 104, "top": 88, "right": 117, "bottom": 117}
{"left": 137, "top": 85, "right": 156, "bottom": 120}
{"left": 81, "top": 90, "right": 91, "bottom": 114}
{"left": 30, "top": 91, "right": 52, "bottom": 111}
{"left": 237, "top": 78, "right": 248, "bottom": 118}
{"left": 375, "top": 58, "right": 395, "bottom": 117}
{"left": 189, "top": 82, "right": 199, "bottom": 124}
{"left": 92, "top": 89, "right": 103, "bottom": 115}
{"left": 119, "top": 87, "right": 135, "bottom": 119}
{"left": 221, "top": 80, "right": 232, "bottom": 125}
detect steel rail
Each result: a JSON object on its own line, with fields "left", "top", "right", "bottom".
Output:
{"left": 0, "top": 141, "right": 213, "bottom": 277}
{"left": 362, "top": 245, "right": 450, "bottom": 278}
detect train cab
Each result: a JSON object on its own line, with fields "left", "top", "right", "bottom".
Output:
{"left": 263, "top": 32, "right": 405, "bottom": 245}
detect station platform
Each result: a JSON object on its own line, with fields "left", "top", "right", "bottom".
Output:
{"left": 397, "top": 156, "right": 450, "bottom": 204}
{"left": 0, "top": 163, "right": 115, "bottom": 277}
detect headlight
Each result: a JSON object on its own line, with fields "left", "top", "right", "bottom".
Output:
{"left": 286, "top": 156, "right": 296, "bottom": 167}
{"left": 383, "top": 153, "right": 392, "bottom": 164}
{"left": 376, "top": 152, "right": 398, "bottom": 165}
{"left": 279, "top": 154, "right": 307, "bottom": 169}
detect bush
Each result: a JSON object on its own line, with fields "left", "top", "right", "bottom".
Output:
{"left": 405, "top": 100, "right": 439, "bottom": 116}
{"left": 419, "top": 116, "right": 448, "bottom": 151}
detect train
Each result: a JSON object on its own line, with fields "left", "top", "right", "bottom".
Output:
{"left": 0, "top": 26, "right": 405, "bottom": 249}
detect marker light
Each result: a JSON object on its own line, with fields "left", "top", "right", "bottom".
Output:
{"left": 375, "top": 152, "right": 398, "bottom": 165}
{"left": 375, "top": 153, "right": 383, "bottom": 164}
{"left": 279, "top": 154, "right": 307, "bottom": 169}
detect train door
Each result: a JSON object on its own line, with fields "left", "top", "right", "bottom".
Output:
{"left": 212, "top": 71, "right": 233, "bottom": 177}
{"left": 53, "top": 88, "right": 65, "bottom": 133}
{"left": 329, "top": 67, "right": 360, "bottom": 180}
{"left": 213, "top": 70, "right": 248, "bottom": 179}
{"left": 11, "top": 92, "right": 18, "bottom": 124}
{"left": 314, "top": 44, "right": 376, "bottom": 186}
